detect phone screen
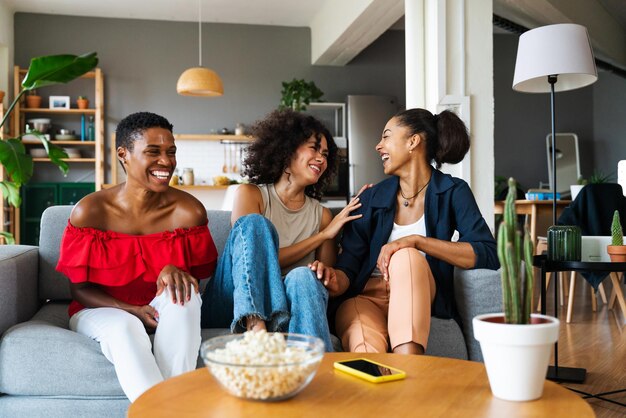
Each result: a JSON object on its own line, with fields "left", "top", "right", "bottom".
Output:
{"left": 339, "top": 359, "right": 403, "bottom": 377}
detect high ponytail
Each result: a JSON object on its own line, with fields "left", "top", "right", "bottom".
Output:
{"left": 394, "top": 108, "right": 469, "bottom": 169}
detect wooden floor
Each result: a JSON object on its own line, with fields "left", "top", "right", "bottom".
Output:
{"left": 543, "top": 272, "right": 626, "bottom": 418}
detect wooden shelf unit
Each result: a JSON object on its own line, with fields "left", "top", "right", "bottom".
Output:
{"left": 13, "top": 66, "right": 104, "bottom": 189}
{"left": 6, "top": 66, "right": 105, "bottom": 244}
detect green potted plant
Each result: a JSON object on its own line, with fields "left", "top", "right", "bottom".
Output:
{"left": 589, "top": 169, "right": 613, "bottom": 184}
{"left": 279, "top": 78, "right": 323, "bottom": 111}
{"left": 76, "top": 95, "right": 89, "bottom": 109}
{"left": 0, "top": 52, "right": 98, "bottom": 244}
{"left": 607, "top": 210, "right": 626, "bottom": 262}
{"left": 473, "top": 178, "right": 559, "bottom": 401}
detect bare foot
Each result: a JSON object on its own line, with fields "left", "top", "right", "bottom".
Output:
{"left": 246, "top": 315, "right": 267, "bottom": 332}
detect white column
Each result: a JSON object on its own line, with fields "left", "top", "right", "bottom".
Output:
{"left": 404, "top": 0, "right": 495, "bottom": 230}
{"left": 405, "top": 0, "right": 425, "bottom": 108}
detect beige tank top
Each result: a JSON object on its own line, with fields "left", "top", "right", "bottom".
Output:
{"left": 258, "top": 184, "right": 323, "bottom": 275}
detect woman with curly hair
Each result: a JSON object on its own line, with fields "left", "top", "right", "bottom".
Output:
{"left": 201, "top": 109, "right": 363, "bottom": 350}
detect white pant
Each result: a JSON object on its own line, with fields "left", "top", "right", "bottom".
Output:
{"left": 69, "top": 288, "right": 202, "bottom": 402}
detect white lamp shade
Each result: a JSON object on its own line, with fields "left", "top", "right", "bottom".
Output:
{"left": 513, "top": 24, "right": 597, "bottom": 93}
{"left": 177, "top": 67, "right": 224, "bottom": 97}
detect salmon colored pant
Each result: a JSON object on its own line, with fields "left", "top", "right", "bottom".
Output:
{"left": 335, "top": 248, "right": 436, "bottom": 353}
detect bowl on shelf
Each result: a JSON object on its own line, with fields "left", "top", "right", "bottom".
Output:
{"left": 55, "top": 134, "right": 78, "bottom": 141}
{"left": 201, "top": 331, "right": 324, "bottom": 402}
{"left": 29, "top": 149, "right": 47, "bottom": 158}
{"left": 27, "top": 118, "right": 51, "bottom": 134}
{"left": 63, "top": 148, "right": 81, "bottom": 158}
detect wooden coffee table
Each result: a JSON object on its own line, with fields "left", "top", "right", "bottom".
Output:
{"left": 128, "top": 353, "right": 594, "bottom": 417}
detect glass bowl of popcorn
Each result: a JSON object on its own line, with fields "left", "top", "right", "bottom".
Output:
{"left": 201, "top": 331, "right": 324, "bottom": 402}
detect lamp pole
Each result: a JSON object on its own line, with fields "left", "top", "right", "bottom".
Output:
{"left": 548, "top": 74, "right": 558, "bottom": 226}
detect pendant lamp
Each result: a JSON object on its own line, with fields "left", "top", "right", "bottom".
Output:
{"left": 177, "top": 0, "right": 223, "bottom": 96}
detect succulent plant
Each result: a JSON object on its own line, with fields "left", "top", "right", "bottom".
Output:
{"left": 497, "top": 178, "right": 534, "bottom": 324}
{"left": 611, "top": 210, "right": 623, "bottom": 246}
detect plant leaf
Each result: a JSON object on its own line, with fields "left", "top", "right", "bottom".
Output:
{"left": 0, "top": 180, "right": 21, "bottom": 207}
{"left": 0, "top": 231, "right": 15, "bottom": 245}
{"left": 0, "top": 138, "right": 33, "bottom": 185}
{"left": 36, "top": 133, "right": 70, "bottom": 175}
{"left": 22, "top": 52, "right": 98, "bottom": 90}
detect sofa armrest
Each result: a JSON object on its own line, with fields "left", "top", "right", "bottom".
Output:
{"left": 0, "top": 245, "right": 40, "bottom": 336}
{"left": 454, "top": 268, "right": 502, "bottom": 362}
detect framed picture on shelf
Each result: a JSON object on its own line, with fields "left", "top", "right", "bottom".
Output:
{"left": 49, "top": 95, "right": 70, "bottom": 109}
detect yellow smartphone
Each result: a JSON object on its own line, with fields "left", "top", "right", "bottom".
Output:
{"left": 333, "top": 358, "right": 406, "bottom": 383}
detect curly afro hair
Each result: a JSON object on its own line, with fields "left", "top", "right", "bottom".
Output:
{"left": 115, "top": 111, "right": 173, "bottom": 151}
{"left": 244, "top": 108, "right": 338, "bottom": 200}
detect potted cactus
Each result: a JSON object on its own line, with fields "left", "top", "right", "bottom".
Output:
{"left": 607, "top": 210, "right": 626, "bottom": 262}
{"left": 473, "top": 178, "right": 559, "bottom": 401}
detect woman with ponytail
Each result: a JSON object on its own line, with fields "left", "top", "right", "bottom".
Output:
{"left": 327, "top": 108, "right": 499, "bottom": 354}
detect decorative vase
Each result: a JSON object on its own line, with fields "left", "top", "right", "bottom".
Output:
{"left": 607, "top": 245, "right": 626, "bottom": 262}
{"left": 25, "top": 95, "right": 42, "bottom": 109}
{"left": 473, "top": 313, "right": 559, "bottom": 401}
{"left": 547, "top": 225, "right": 581, "bottom": 261}
{"left": 76, "top": 98, "right": 89, "bottom": 109}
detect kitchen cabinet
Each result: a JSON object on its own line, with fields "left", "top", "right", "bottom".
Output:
{"left": 3, "top": 66, "right": 105, "bottom": 243}
{"left": 20, "top": 182, "right": 94, "bottom": 245}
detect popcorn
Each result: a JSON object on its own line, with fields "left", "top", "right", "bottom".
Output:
{"left": 204, "top": 331, "right": 322, "bottom": 400}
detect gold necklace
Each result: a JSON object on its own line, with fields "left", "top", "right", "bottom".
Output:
{"left": 399, "top": 180, "right": 430, "bottom": 207}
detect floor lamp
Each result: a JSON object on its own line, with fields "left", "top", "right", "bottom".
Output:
{"left": 512, "top": 23, "right": 597, "bottom": 383}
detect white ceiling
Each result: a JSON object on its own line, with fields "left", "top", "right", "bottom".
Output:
{"left": 2, "top": 0, "right": 329, "bottom": 27}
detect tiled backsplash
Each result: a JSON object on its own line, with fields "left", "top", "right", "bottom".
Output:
{"left": 174, "top": 140, "right": 245, "bottom": 185}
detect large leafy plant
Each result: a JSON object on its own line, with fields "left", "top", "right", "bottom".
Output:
{"left": 278, "top": 78, "right": 323, "bottom": 111}
{"left": 497, "top": 178, "right": 534, "bottom": 324}
{"left": 0, "top": 52, "right": 98, "bottom": 244}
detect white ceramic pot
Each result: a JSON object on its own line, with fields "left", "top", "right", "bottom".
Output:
{"left": 570, "top": 184, "right": 584, "bottom": 201}
{"left": 473, "top": 313, "right": 559, "bottom": 401}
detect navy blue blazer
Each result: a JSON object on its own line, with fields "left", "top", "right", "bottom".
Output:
{"left": 335, "top": 169, "right": 499, "bottom": 321}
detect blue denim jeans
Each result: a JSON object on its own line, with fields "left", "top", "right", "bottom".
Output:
{"left": 201, "top": 214, "right": 334, "bottom": 351}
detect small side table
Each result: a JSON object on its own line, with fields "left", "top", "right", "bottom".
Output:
{"left": 534, "top": 255, "right": 626, "bottom": 387}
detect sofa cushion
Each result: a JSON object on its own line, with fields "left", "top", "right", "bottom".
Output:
{"left": 454, "top": 268, "right": 502, "bottom": 362}
{"left": 425, "top": 318, "right": 467, "bottom": 360}
{"left": 0, "top": 302, "right": 234, "bottom": 396}
{"left": 39, "top": 206, "right": 73, "bottom": 301}
{"left": 0, "top": 245, "right": 40, "bottom": 336}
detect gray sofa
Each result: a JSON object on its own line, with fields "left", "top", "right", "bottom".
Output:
{"left": 0, "top": 206, "right": 501, "bottom": 417}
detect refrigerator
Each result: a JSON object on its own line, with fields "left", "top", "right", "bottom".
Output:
{"left": 347, "top": 95, "right": 399, "bottom": 195}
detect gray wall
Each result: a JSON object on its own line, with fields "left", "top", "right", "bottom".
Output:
{"left": 592, "top": 70, "right": 626, "bottom": 180}
{"left": 494, "top": 34, "right": 595, "bottom": 192}
{"left": 14, "top": 13, "right": 406, "bottom": 183}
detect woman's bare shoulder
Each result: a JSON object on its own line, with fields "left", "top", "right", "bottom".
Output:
{"left": 235, "top": 183, "right": 262, "bottom": 202}
{"left": 69, "top": 189, "right": 115, "bottom": 228}
{"left": 168, "top": 188, "right": 208, "bottom": 227}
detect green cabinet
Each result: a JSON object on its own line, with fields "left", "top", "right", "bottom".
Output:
{"left": 21, "top": 182, "right": 94, "bottom": 245}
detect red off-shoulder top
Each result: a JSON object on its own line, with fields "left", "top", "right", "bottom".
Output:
{"left": 56, "top": 221, "right": 218, "bottom": 317}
